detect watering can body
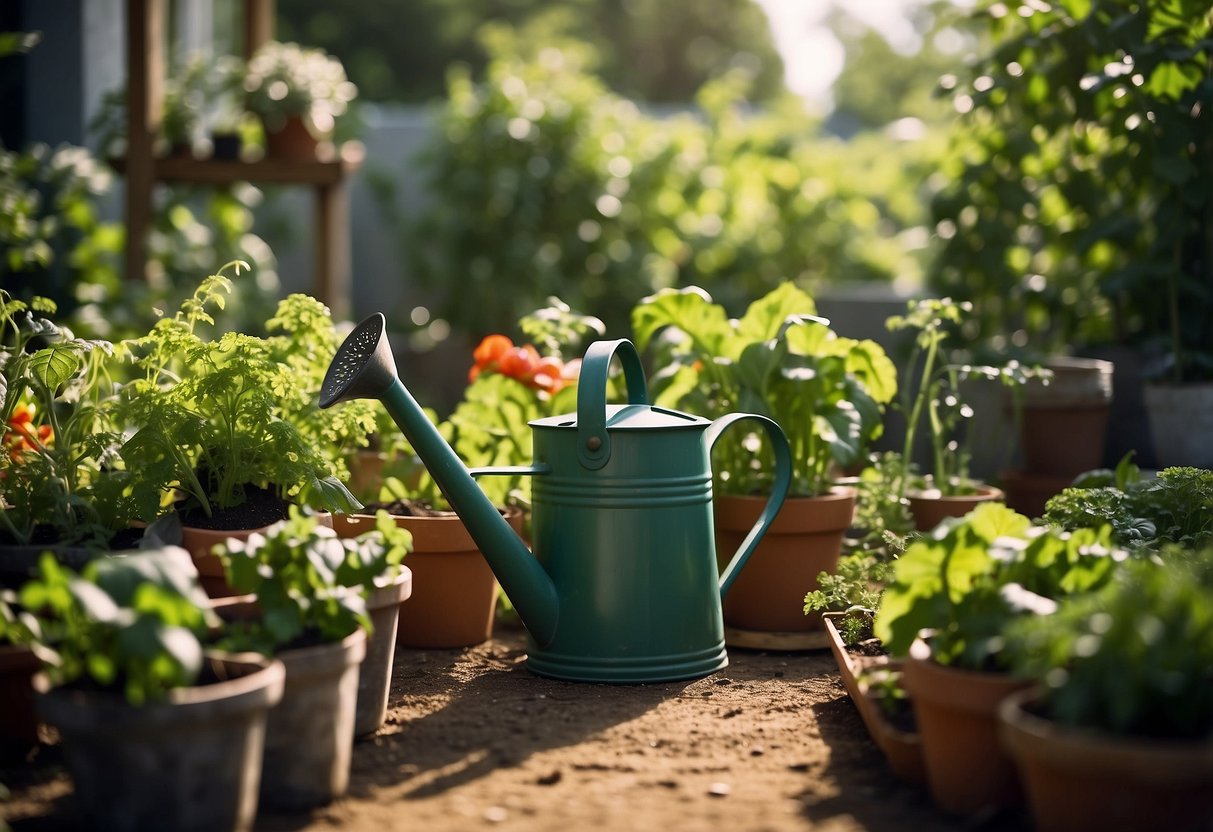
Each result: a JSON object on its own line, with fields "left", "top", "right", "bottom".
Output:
{"left": 319, "top": 317, "right": 791, "bottom": 683}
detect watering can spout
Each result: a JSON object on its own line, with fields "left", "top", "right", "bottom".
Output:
{"left": 320, "top": 314, "right": 559, "bottom": 646}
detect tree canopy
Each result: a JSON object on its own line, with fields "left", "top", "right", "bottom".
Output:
{"left": 277, "top": 0, "right": 786, "bottom": 104}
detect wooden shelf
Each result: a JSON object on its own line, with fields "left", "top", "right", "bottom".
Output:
{"left": 123, "top": 0, "right": 356, "bottom": 318}
{"left": 112, "top": 150, "right": 363, "bottom": 186}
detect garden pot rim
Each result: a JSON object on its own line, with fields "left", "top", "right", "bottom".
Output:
{"left": 34, "top": 650, "right": 285, "bottom": 727}
{"left": 998, "top": 686, "right": 1213, "bottom": 775}
{"left": 906, "top": 482, "right": 1003, "bottom": 502}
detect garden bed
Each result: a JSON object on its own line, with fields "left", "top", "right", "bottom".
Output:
{"left": 2, "top": 626, "right": 1029, "bottom": 831}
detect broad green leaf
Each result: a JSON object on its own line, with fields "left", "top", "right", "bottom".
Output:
{"left": 966, "top": 502, "right": 1032, "bottom": 543}
{"left": 735, "top": 282, "right": 817, "bottom": 344}
{"left": 28, "top": 344, "right": 82, "bottom": 391}
{"left": 631, "top": 287, "right": 729, "bottom": 356}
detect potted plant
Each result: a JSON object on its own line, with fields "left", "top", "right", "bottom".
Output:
{"left": 333, "top": 299, "right": 595, "bottom": 648}
{"left": 22, "top": 548, "right": 284, "bottom": 831}
{"left": 632, "top": 282, "right": 897, "bottom": 646}
{"left": 0, "top": 289, "right": 135, "bottom": 577}
{"left": 1000, "top": 554, "right": 1213, "bottom": 831}
{"left": 885, "top": 298, "right": 1043, "bottom": 531}
{"left": 214, "top": 507, "right": 407, "bottom": 809}
{"left": 873, "top": 502, "right": 1127, "bottom": 815}
{"left": 113, "top": 262, "right": 362, "bottom": 596}
{"left": 243, "top": 41, "right": 358, "bottom": 161}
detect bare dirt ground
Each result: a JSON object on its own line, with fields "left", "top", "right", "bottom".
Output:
{"left": 3, "top": 625, "right": 1029, "bottom": 831}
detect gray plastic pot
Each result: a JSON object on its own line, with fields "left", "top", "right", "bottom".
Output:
{"left": 36, "top": 652, "right": 284, "bottom": 832}
{"left": 355, "top": 567, "right": 412, "bottom": 737}
{"left": 259, "top": 627, "right": 367, "bottom": 812}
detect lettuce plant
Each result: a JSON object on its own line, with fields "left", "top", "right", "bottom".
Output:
{"left": 874, "top": 502, "right": 1127, "bottom": 670}
{"left": 633, "top": 282, "right": 897, "bottom": 497}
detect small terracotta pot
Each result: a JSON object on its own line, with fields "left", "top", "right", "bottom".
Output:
{"left": 333, "top": 508, "right": 524, "bottom": 649}
{"left": 907, "top": 484, "right": 1004, "bottom": 532}
{"left": 1017, "top": 357, "right": 1113, "bottom": 476}
{"left": 902, "top": 638, "right": 1029, "bottom": 815}
{"left": 999, "top": 688, "right": 1213, "bottom": 832}
{"left": 714, "top": 487, "right": 856, "bottom": 635}
{"left": 263, "top": 115, "right": 319, "bottom": 161}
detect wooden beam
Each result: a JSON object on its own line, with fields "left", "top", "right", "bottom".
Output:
{"left": 124, "top": 0, "right": 164, "bottom": 283}
{"left": 243, "top": 0, "right": 275, "bottom": 59}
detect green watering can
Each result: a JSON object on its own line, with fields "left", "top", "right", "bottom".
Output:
{"left": 320, "top": 314, "right": 791, "bottom": 682}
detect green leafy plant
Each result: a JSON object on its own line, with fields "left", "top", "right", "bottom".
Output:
{"left": 114, "top": 262, "right": 360, "bottom": 525}
{"left": 217, "top": 507, "right": 411, "bottom": 655}
{"left": 0, "top": 290, "right": 129, "bottom": 547}
{"left": 874, "top": 502, "right": 1127, "bottom": 670}
{"left": 632, "top": 282, "right": 897, "bottom": 497}
{"left": 18, "top": 549, "right": 215, "bottom": 705}
{"left": 1045, "top": 465, "right": 1213, "bottom": 550}
{"left": 244, "top": 41, "right": 358, "bottom": 139}
{"left": 1006, "top": 555, "right": 1213, "bottom": 739}
{"left": 886, "top": 297, "right": 1043, "bottom": 497}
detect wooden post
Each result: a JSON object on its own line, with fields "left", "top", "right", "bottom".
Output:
{"left": 315, "top": 180, "right": 351, "bottom": 320}
{"left": 243, "top": 0, "right": 274, "bottom": 58}
{"left": 124, "top": 0, "right": 164, "bottom": 283}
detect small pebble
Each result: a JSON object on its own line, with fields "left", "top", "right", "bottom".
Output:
{"left": 708, "top": 782, "right": 732, "bottom": 797}
{"left": 484, "top": 806, "right": 508, "bottom": 822}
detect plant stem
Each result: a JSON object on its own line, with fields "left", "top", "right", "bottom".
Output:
{"left": 899, "top": 334, "right": 939, "bottom": 500}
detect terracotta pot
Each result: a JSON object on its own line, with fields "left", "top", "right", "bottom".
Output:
{"left": 902, "top": 638, "right": 1029, "bottom": 815}
{"left": 346, "top": 450, "right": 387, "bottom": 502}
{"left": 260, "top": 628, "right": 366, "bottom": 812}
{"left": 35, "top": 652, "right": 284, "bottom": 832}
{"left": 999, "top": 688, "right": 1213, "bottom": 832}
{"left": 263, "top": 114, "right": 319, "bottom": 161}
{"left": 0, "top": 645, "right": 42, "bottom": 756}
{"left": 906, "top": 484, "right": 1004, "bottom": 532}
{"left": 1143, "top": 381, "right": 1213, "bottom": 468}
{"left": 333, "top": 508, "right": 523, "bottom": 649}
{"left": 354, "top": 568, "right": 413, "bottom": 738}
{"left": 1017, "top": 357, "right": 1114, "bottom": 476}
{"left": 714, "top": 488, "right": 856, "bottom": 640}
{"left": 822, "top": 613, "right": 925, "bottom": 785}
{"left": 998, "top": 469, "right": 1074, "bottom": 519}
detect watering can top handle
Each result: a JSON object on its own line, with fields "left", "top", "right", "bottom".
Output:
{"left": 576, "top": 339, "right": 650, "bottom": 470}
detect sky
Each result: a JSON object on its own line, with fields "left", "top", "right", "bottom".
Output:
{"left": 754, "top": 0, "right": 940, "bottom": 108}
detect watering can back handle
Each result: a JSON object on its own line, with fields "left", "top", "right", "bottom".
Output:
{"left": 705, "top": 414, "right": 792, "bottom": 600}
{"left": 576, "top": 339, "right": 650, "bottom": 470}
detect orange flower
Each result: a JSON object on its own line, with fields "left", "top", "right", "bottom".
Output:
{"left": 4, "top": 402, "right": 52, "bottom": 462}
{"left": 469, "top": 334, "right": 515, "bottom": 383}
{"left": 498, "top": 345, "right": 541, "bottom": 382}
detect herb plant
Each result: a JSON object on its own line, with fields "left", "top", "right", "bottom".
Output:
{"left": 1006, "top": 556, "right": 1213, "bottom": 739}
{"left": 0, "top": 290, "right": 126, "bottom": 547}
{"left": 886, "top": 298, "right": 1043, "bottom": 498}
{"left": 633, "top": 282, "right": 897, "bottom": 497}
{"left": 217, "top": 507, "right": 412, "bottom": 655}
{"left": 1044, "top": 465, "right": 1213, "bottom": 551}
{"left": 19, "top": 549, "right": 215, "bottom": 705}
{"left": 244, "top": 41, "right": 357, "bottom": 139}
{"left": 874, "top": 502, "right": 1127, "bottom": 670}
{"left": 115, "top": 262, "right": 360, "bottom": 524}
